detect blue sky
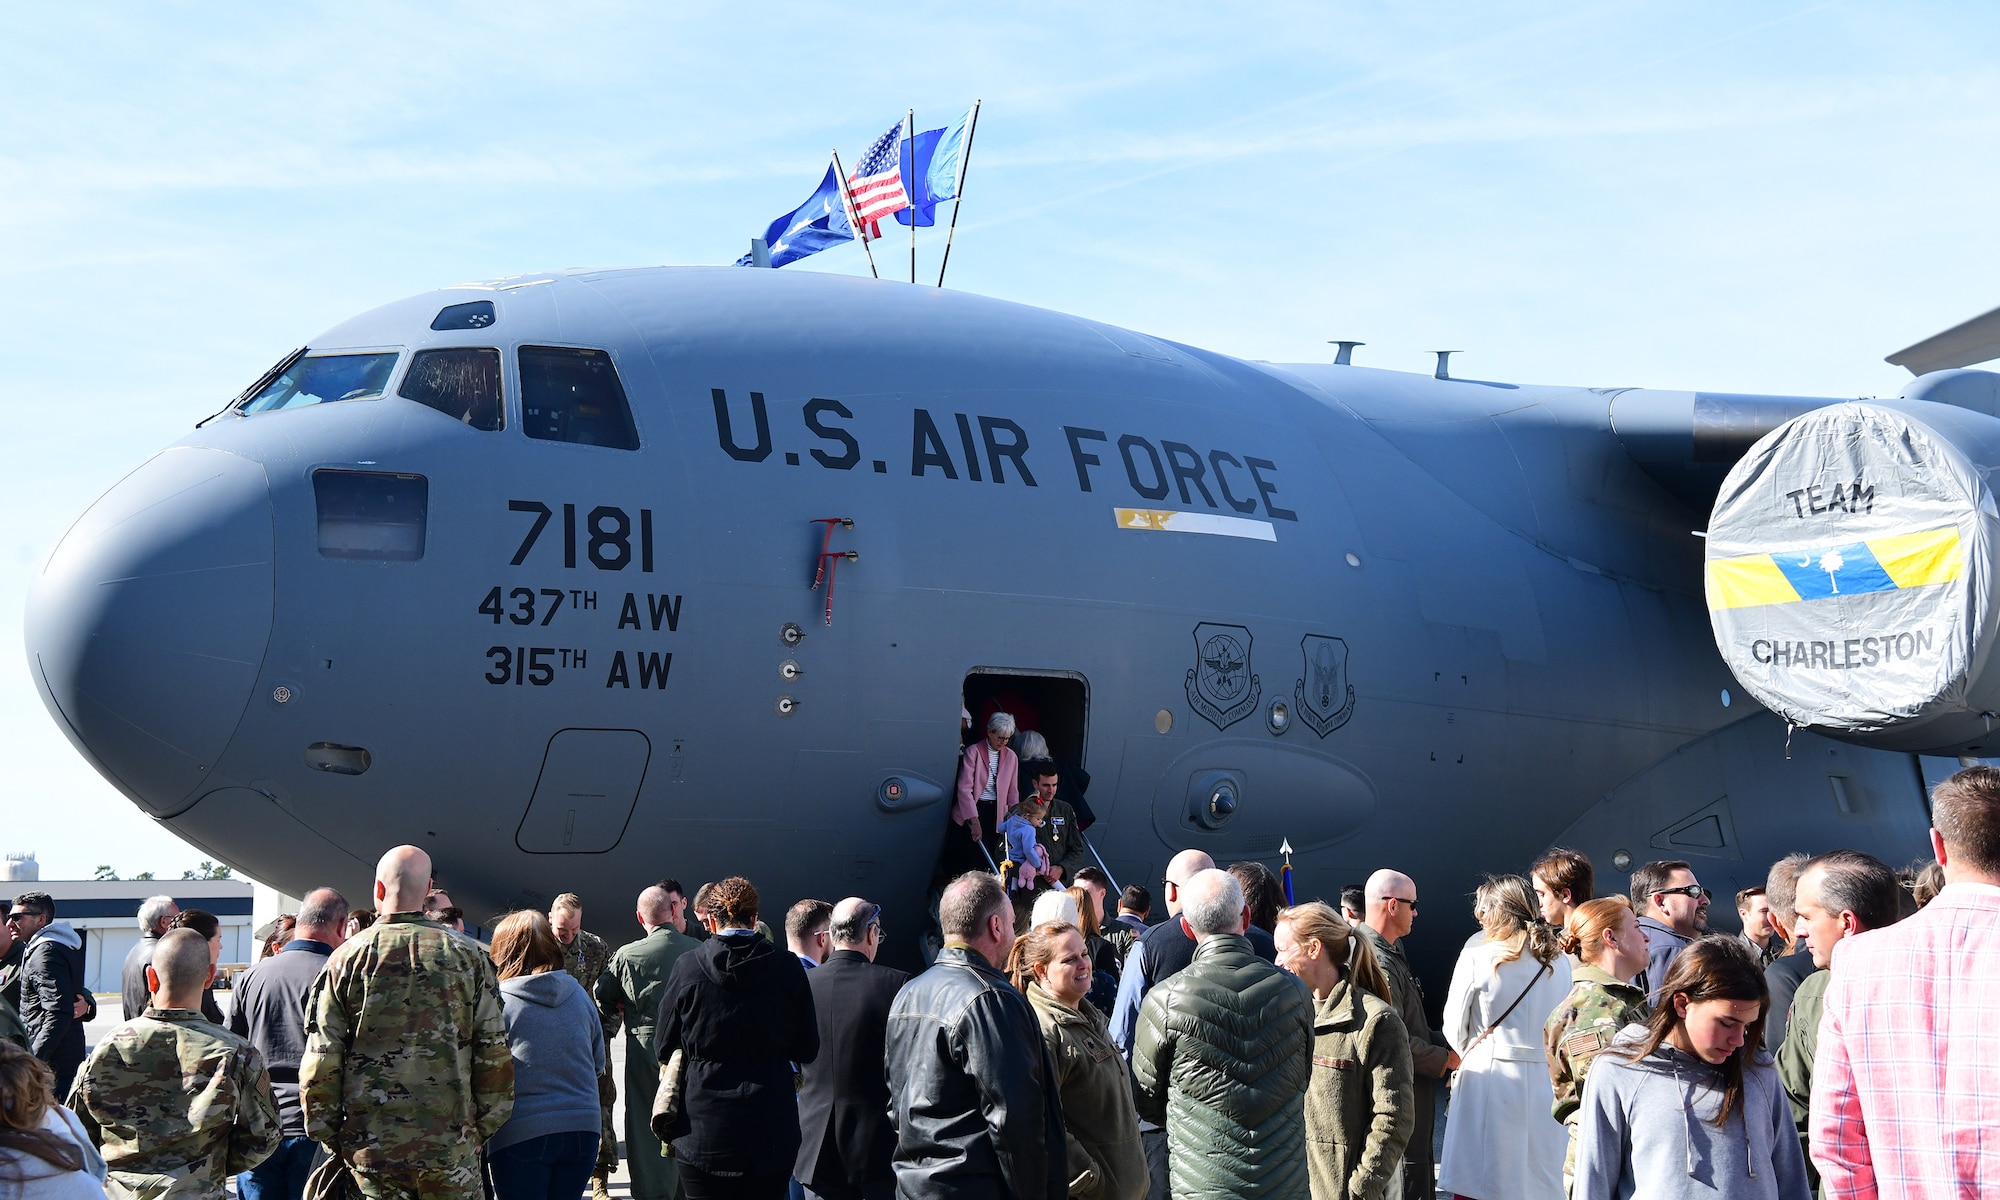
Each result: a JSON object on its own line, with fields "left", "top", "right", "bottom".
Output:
{"left": 4, "top": 2, "right": 1998, "bottom": 880}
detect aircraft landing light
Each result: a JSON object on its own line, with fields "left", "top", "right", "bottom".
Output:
{"left": 1114, "top": 507, "right": 1277, "bottom": 541}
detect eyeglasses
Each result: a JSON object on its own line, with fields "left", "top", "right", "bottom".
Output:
{"left": 1391, "top": 897, "right": 1419, "bottom": 912}
{"left": 1653, "top": 885, "right": 1712, "bottom": 901}
{"left": 5, "top": 911, "right": 35, "bottom": 923}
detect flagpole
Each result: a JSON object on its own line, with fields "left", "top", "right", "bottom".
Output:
{"left": 830, "top": 148, "right": 878, "bottom": 280}
{"left": 935, "top": 98, "right": 981, "bottom": 289}
{"left": 908, "top": 108, "right": 917, "bottom": 284}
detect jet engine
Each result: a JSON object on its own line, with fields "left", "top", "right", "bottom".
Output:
{"left": 1707, "top": 397, "right": 2000, "bottom": 753}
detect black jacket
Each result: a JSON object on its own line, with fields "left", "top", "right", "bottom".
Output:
{"left": 1763, "top": 949, "right": 1817, "bottom": 1053}
{"left": 121, "top": 934, "right": 225, "bottom": 1025}
{"left": 653, "top": 929, "right": 819, "bottom": 1175}
{"left": 121, "top": 933, "right": 160, "bottom": 1021}
{"left": 795, "top": 950, "right": 911, "bottom": 1198}
{"left": 21, "top": 924, "right": 86, "bottom": 1077}
{"left": 885, "top": 946, "right": 1065, "bottom": 1200}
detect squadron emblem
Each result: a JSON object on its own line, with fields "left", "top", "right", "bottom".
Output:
{"left": 1294, "top": 634, "right": 1356, "bottom": 737}
{"left": 1186, "top": 622, "right": 1260, "bottom": 731}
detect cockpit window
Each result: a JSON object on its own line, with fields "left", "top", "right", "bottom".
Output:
{"left": 519, "top": 346, "right": 640, "bottom": 450}
{"left": 431, "top": 300, "right": 495, "bottom": 331}
{"left": 399, "top": 348, "right": 504, "bottom": 431}
{"left": 238, "top": 352, "right": 399, "bottom": 414}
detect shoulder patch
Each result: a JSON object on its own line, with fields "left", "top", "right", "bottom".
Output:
{"left": 1561, "top": 1028, "right": 1610, "bottom": 1057}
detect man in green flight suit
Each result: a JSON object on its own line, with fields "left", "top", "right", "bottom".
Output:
{"left": 597, "top": 883, "right": 700, "bottom": 1200}
{"left": 301, "top": 845, "right": 514, "bottom": 1200}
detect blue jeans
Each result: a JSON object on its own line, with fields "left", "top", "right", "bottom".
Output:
{"left": 488, "top": 1130, "right": 601, "bottom": 1200}
{"left": 238, "top": 1135, "right": 321, "bottom": 1200}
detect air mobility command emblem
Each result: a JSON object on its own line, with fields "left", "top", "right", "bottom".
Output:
{"left": 1295, "top": 634, "right": 1356, "bottom": 737}
{"left": 1187, "top": 622, "right": 1260, "bottom": 730}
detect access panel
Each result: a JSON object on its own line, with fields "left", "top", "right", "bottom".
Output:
{"left": 516, "top": 728, "right": 651, "bottom": 853}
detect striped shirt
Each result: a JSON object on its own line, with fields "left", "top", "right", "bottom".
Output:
{"left": 1810, "top": 881, "right": 2000, "bottom": 1199}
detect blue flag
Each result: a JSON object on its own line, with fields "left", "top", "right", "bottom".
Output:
{"left": 737, "top": 163, "right": 854, "bottom": 268}
{"left": 895, "top": 105, "right": 972, "bottom": 228}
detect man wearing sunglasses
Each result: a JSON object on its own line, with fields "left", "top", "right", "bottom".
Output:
{"left": 0, "top": 902, "right": 22, "bottom": 1014}
{"left": 9, "top": 891, "right": 89, "bottom": 1098}
{"left": 1629, "top": 860, "right": 1710, "bottom": 998}
{"left": 1361, "top": 869, "right": 1454, "bottom": 1200}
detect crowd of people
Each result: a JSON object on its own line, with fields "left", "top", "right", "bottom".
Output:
{"left": 0, "top": 759, "right": 1997, "bottom": 1200}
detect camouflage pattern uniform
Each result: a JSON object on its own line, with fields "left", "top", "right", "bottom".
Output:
{"left": 69, "top": 1006, "right": 282, "bottom": 1200}
{"left": 1544, "top": 963, "right": 1649, "bottom": 1193}
{"left": 301, "top": 912, "right": 514, "bottom": 1200}
{"left": 560, "top": 928, "right": 619, "bottom": 1177}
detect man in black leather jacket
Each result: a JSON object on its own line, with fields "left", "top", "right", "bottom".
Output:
{"left": 885, "top": 873, "right": 1064, "bottom": 1200}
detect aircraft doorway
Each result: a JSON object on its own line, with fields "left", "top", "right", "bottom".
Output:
{"left": 962, "top": 668, "right": 1088, "bottom": 767}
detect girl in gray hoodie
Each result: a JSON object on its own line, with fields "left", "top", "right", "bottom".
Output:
{"left": 1572, "top": 936, "right": 1810, "bottom": 1200}
{"left": 487, "top": 911, "right": 608, "bottom": 1200}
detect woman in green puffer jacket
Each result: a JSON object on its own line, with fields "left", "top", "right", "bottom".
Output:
{"left": 1274, "top": 902, "right": 1416, "bottom": 1200}
{"left": 1009, "top": 922, "right": 1148, "bottom": 1200}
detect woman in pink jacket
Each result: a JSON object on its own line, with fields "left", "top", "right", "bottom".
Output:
{"left": 954, "top": 711, "right": 1019, "bottom": 852}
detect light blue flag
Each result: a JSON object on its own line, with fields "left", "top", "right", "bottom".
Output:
{"left": 894, "top": 104, "right": 974, "bottom": 228}
{"left": 927, "top": 104, "right": 973, "bottom": 202}
{"left": 736, "top": 163, "right": 854, "bottom": 268}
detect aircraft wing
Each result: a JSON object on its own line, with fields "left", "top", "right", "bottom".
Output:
{"left": 1886, "top": 303, "right": 2000, "bottom": 375}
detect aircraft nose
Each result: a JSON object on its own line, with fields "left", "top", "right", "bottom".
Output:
{"left": 26, "top": 447, "right": 274, "bottom": 815}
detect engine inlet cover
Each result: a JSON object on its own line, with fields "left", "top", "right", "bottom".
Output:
{"left": 1706, "top": 401, "right": 2000, "bottom": 748}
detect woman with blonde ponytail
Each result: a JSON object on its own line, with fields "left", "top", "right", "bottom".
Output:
{"left": 1273, "top": 902, "right": 1413, "bottom": 1200}
{"left": 1438, "top": 876, "right": 1572, "bottom": 1200}
{"left": 1542, "top": 895, "right": 1651, "bottom": 1193}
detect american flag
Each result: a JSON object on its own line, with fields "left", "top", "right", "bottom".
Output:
{"left": 846, "top": 118, "right": 910, "bottom": 239}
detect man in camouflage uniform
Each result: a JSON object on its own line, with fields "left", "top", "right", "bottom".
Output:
{"left": 551, "top": 893, "right": 618, "bottom": 1200}
{"left": 596, "top": 884, "right": 698, "bottom": 1200}
{"left": 301, "top": 846, "right": 513, "bottom": 1200}
{"left": 70, "top": 928, "right": 281, "bottom": 1200}
{"left": 1544, "top": 960, "right": 1649, "bottom": 1194}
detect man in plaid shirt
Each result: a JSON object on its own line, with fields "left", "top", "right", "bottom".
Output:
{"left": 1810, "top": 765, "right": 2000, "bottom": 1198}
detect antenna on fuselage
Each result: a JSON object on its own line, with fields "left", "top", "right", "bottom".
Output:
{"left": 1433, "top": 350, "right": 1458, "bottom": 380}
{"left": 1329, "top": 340, "right": 1363, "bottom": 365}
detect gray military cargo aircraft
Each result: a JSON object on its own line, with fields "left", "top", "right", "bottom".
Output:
{"left": 25, "top": 266, "right": 1994, "bottom": 977}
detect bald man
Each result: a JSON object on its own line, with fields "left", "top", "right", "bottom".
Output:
{"left": 301, "top": 846, "right": 513, "bottom": 1199}
{"left": 1362, "top": 869, "right": 1454, "bottom": 1200}
{"left": 596, "top": 885, "right": 699, "bottom": 1200}
{"left": 230, "top": 886, "right": 349, "bottom": 1200}
{"left": 73, "top": 928, "right": 281, "bottom": 1200}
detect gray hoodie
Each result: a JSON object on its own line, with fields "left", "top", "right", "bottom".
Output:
{"left": 1573, "top": 1024, "right": 1810, "bottom": 1200}
{"left": 23, "top": 921, "right": 86, "bottom": 1070}
{"left": 490, "top": 970, "right": 607, "bottom": 1154}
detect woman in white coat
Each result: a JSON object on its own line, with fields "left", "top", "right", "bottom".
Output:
{"left": 1437, "top": 875, "right": 1573, "bottom": 1200}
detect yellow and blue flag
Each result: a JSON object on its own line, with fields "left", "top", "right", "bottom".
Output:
{"left": 1706, "top": 526, "right": 1964, "bottom": 610}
